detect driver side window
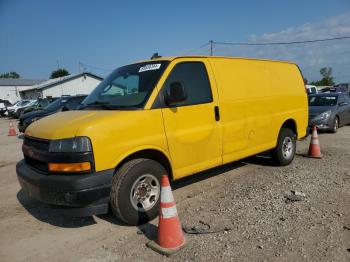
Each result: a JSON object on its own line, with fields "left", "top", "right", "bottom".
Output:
{"left": 161, "top": 61, "right": 213, "bottom": 107}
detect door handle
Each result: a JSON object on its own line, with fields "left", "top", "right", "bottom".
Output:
{"left": 214, "top": 106, "right": 220, "bottom": 121}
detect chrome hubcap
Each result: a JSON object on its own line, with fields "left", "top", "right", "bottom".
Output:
{"left": 282, "top": 137, "right": 293, "bottom": 159}
{"left": 130, "top": 174, "right": 160, "bottom": 212}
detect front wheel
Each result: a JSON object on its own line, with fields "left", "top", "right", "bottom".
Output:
{"left": 330, "top": 117, "right": 338, "bottom": 133}
{"left": 270, "top": 128, "right": 296, "bottom": 166}
{"left": 109, "top": 158, "right": 166, "bottom": 225}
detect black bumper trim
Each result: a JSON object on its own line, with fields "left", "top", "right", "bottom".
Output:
{"left": 17, "top": 160, "right": 114, "bottom": 216}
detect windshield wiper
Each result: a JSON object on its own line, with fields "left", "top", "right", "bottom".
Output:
{"left": 81, "top": 101, "right": 113, "bottom": 110}
{"left": 87, "top": 101, "right": 110, "bottom": 105}
{"left": 80, "top": 101, "right": 141, "bottom": 110}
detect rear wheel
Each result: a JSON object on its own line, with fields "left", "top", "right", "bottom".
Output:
{"left": 109, "top": 158, "right": 166, "bottom": 225}
{"left": 270, "top": 128, "right": 296, "bottom": 166}
{"left": 331, "top": 117, "right": 339, "bottom": 133}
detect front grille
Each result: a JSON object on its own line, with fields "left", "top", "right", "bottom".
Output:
{"left": 24, "top": 156, "right": 48, "bottom": 173}
{"left": 24, "top": 136, "right": 50, "bottom": 152}
{"left": 23, "top": 136, "right": 50, "bottom": 173}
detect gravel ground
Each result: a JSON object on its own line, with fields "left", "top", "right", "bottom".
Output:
{"left": 0, "top": 118, "right": 349, "bottom": 262}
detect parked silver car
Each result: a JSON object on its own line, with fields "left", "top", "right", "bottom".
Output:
{"left": 308, "top": 93, "right": 350, "bottom": 133}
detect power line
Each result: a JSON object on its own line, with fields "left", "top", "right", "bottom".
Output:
{"left": 213, "top": 36, "right": 350, "bottom": 46}
{"left": 181, "top": 42, "right": 210, "bottom": 55}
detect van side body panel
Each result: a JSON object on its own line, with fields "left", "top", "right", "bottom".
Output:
{"left": 208, "top": 57, "right": 307, "bottom": 165}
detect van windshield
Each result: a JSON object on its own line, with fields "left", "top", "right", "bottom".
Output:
{"left": 82, "top": 61, "right": 169, "bottom": 109}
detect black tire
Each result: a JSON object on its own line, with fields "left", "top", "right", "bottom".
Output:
{"left": 330, "top": 117, "right": 339, "bottom": 133}
{"left": 110, "top": 158, "right": 166, "bottom": 225}
{"left": 269, "top": 128, "right": 296, "bottom": 166}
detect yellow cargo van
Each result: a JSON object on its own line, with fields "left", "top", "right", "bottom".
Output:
{"left": 17, "top": 56, "right": 308, "bottom": 225}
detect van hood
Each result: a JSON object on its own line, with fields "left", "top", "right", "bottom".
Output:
{"left": 25, "top": 110, "right": 129, "bottom": 140}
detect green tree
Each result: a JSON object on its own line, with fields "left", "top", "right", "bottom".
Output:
{"left": 0, "top": 71, "right": 20, "bottom": 78}
{"left": 50, "top": 68, "right": 70, "bottom": 79}
{"left": 319, "top": 67, "right": 334, "bottom": 86}
{"left": 309, "top": 67, "right": 335, "bottom": 86}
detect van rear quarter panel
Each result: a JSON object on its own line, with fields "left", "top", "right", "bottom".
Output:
{"left": 208, "top": 57, "right": 307, "bottom": 164}
{"left": 267, "top": 62, "right": 308, "bottom": 139}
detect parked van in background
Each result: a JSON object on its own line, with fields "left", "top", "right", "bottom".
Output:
{"left": 17, "top": 56, "right": 308, "bottom": 225}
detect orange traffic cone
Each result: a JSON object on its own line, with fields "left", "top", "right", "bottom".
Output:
{"left": 8, "top": 120, "right": 17, "bottom": 136}
{"left": 306, "top": 126, "right": 322, "bottom": 158}
{"left": 147, "top": 175, "right": 185, "bottom": 256}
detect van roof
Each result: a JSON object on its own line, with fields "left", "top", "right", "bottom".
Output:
{"left": 137, "top": 55, "right": 297, "bottom": 66}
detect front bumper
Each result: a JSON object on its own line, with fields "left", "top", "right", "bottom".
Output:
{"left": 16, "top": 160, "right": 114, "bottom": 216}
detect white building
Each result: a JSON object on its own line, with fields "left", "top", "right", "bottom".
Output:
{"left": 0, "top": 79, "right": 45, "bottom": 103}
{"left": 20, "top": 72, "right": 103, "bottom": 99}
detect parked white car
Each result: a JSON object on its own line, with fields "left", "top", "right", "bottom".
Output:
{"left": 0, "top": 102, "right": 6, "bottom": 116}
{"left": 7, "top": 100, "right": 33, "bottom": 118}
{"left": 0, "top": 99, "right": 13, "bottom": 117}
{"left": 306, "top": 85, "right": 318, "bottom": 95}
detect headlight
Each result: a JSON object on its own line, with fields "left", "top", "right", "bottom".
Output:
{"left": 49, "top": 137, "right": 92, "bottom": 153}
{"left": 314, "top": 110, "right": 331, "bottom": 121}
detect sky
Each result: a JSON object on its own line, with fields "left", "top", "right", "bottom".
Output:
{"left": 1, "top": 0, "right": 350, "bottom": 83}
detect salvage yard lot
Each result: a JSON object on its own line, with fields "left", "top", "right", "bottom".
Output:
{"left": 0, "top": 118, "right": 349, "bottom": 262}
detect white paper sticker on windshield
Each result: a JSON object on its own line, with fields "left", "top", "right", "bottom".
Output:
{"left": 139, "top": 63, "right": 161, "bottom": 73}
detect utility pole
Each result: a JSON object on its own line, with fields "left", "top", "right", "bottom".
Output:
{"left": 209, "top": 40, "right": 213, "bottom": 56}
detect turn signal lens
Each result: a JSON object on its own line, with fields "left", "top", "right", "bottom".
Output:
{"left": 48, "top": 162, "right": 91, "bottom": 172}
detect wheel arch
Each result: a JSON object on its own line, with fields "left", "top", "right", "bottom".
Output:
{"left": 113, "top": 147, "right": 173, "bottom": 180}
{"left": 280, "top": 118, "right": 298, "bottom": 137}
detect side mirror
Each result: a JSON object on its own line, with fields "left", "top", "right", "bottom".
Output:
{"left": 164, "top": 81, "right": 187, "bottom": 105}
